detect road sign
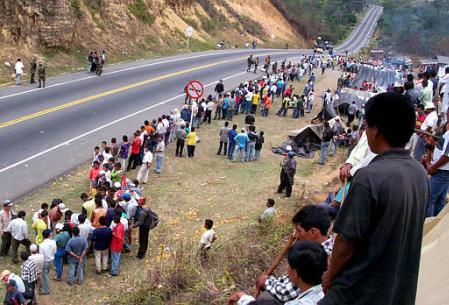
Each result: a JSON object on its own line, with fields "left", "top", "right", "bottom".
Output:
{"left": 186, "top": 26, "right": 194, "bottom": 37}
{"left": 186, "top": 80, "right": 204, "bottom": 100}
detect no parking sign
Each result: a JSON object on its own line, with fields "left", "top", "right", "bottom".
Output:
{"left": 186, "top": 80, "right": 204, "bottom": 100}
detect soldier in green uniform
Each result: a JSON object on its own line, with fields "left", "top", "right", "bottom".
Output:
{"left": 30, "top": 57, "right": 37, "bottom": 84}
{"left": 38, "top": 62, "right": 46, "bottom": 88}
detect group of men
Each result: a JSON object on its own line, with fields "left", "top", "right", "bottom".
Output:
{"left": 87, "top": 50, "right": 106, "bottom": 76}
{"left": 14, "top": 58, "right": 46, "bottom": 87}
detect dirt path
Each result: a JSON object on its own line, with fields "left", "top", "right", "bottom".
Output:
{"left": 1, "top": 68, "right": 346, "bottom": 304}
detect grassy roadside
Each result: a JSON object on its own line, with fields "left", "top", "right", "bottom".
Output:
{"left": 0, "top": 69, "right": 345, "bottom": 304}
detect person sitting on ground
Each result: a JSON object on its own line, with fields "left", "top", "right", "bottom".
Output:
{"left": 259, "top": 199, "right": 276, "bottom": 223}
{"left": 318, "top": 183, "right": 351, "bottom": 219}
{"left": 228, "top": 240, "right": 328, "bottom": 305}
{"left": 199, "top": 219, "right": 217, "bottom": 260}
{"left": 255, "top": 205, "right": 333, "bottom": 304}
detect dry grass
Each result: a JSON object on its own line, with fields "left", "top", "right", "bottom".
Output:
{"left": 1, "top": 69, "right": 346, "bottom": 304}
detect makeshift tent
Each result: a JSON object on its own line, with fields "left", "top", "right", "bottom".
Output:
{"left": 353, "top": 64, "right": 397, "bottom": 89}
{"left": 338, "top": 88, "right": 376, "bottom": 108}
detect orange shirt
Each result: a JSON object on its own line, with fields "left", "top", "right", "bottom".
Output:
{"left": 144, "top": 125, "right": 155, "bottom": 135}
{"left": 91, "top": 207, "right": 107, "bottom": 228}
{"left": 265, "top": 97, "right": 272, "bottom": 109}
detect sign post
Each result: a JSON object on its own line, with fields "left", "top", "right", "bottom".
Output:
{"left": 185, "top": 80, "right": 204, "bottom": 126}
{"left": 186, "top": 26, "right": 194, "bottom": 50}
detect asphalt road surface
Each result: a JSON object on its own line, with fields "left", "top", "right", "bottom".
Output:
{"left": 0, "top": 5, "right": 383, "bottom": 201}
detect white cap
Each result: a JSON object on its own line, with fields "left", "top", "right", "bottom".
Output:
{"left": 99, "top": 170, "right": 106, "bottom": 175}
{"left": 425, "top": 102, "right": 436, "bottom": 110}
{"left": 114, "top": 182, "right": 121, "bottom": 188}
{"left": 30, "top": 244, "right": 38, "bottom": 253}
{"left": 55, "top": 223, "right": 64, "bottom": 231}
{"left": 58, "top": 203, "right": 68, "bottom": 213}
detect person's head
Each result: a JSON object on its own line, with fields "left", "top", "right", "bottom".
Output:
{"left": 94, "top": 146, "right": 100, "bottom": 153}
{"left": 122, "top": 135, "right": 128, "bottom": 142}
{"left": 99, "top": 216, "right": 106, "bottom": 226}
{"left": 241, "top": 128, "right": 246, "bottom": 133}
{"left": 43, "top": 229, "right": 52, "bottom": 239}
{"left": 95, "top": 197, "right": 103, "bottom": 208}
{"left": 232, "top": 124, "right": 237, "bottom": 130}
{"left": 103, "top": 163, "right": 109, "bottom": 171}
{"left": 72, "top": 226, "right": 80, "bottom": 236}
{"left": 122, "top": 192, "right": 131, "bottom": 202}
{"left": 93, "top": 160, "right": 100, "bottom": 169}
{"left": 40, "top": 210, "right": 48, "bottom": 219}
{"left": 104, "top": 147, "right": 110, "bottom": 154}
{"left": 55, "top": 223, "right": 64, "bottom": 233}
{"left": 364, "top": 92, "right": 415, "bottom": 153}
{"left": 30, "top": 244, "right": 38, "bottom": 254}
{"left": 267, "top": 198, "right": 275, "bottom": 207}
{"left": 17, "top": 211, "right": 26, "bottom": 219}
{"left": 259, "top": 130, "right": 264, "bottom": 136}
{"left": 78, "top": 213, "right": 86, "bottom": 224}
{"left": 224, "top": 121, "right": 229, "bottom": 127}
{"left": 417, "top": 104, "right": 425, "bottom": 116}
{"left": 287, "top": 240, "right": 328, "bottom": 288}
{"left": 204, "top": 219, "right": 214, "bottom": 230}
{"left": 39, "top": 202, "right": 49, "bottom": 211}
{"left": 422, "top": 79, "right": 428, "bottom": 88}
{"left": 111, "top": 137, "right": 116, "bottom": 144}
{"left": 113, "top": 214, "right": 121, "bottom": 224}
{"left": 292, "top": 205, "right": 330, "bottom": 242}
{"left": 2, "top": 200, "right": 13, "bottom": 210}
{"left": 80, "top": 192, "right": 89, "bottom": 202}
{"left": 101, "top": 141, "right": 107, "bottom": 149}
{"left": 20, "top": 251, "right": 29, "bottom": 262}
{"left": 191, "top": 127, "right": 196, "bottom": 132}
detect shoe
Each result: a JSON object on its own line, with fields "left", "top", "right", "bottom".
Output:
{"left": 66, "top": 281, "right": 73, "bottom": 286}
{"left": 108, "top": 273, "right": 118, "bottom": 277}
{"left": 136, "top": 255, "right": 144, "bottom": 260}
{"left": 96, "top": 270, "right": 101, "bottom": 275}
{"left": 54, "top": 276, "right": 61, "bottom": 281}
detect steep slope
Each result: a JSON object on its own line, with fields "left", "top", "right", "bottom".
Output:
{"left": 0, "top": 0, "right": 307, "bottom": 82}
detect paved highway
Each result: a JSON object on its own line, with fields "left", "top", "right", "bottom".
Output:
{"left": 0, "top": 5, "right": 382, "bottom": 201}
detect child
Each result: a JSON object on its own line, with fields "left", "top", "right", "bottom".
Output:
{"left": 259, "top": 198, "right": 275, "bottom": 222}
{"left": 199, "top": 219, "right": 217, "bottom": 259}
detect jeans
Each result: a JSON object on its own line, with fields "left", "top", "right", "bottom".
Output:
{"left": 155, "top": 155, "right": 164, "bottom": 173}
{"left": 227, "top": 142, "right": 236, "bottom": 159}
{"left": 255, "top": 149, "right": 261, "bottom": 161}
{"left": 262, "top": 108, "right": 269, "bottom": 117}
{"left": 320, "top": 141, "right": 330, "bottom": 164}
{"left": 119, "top": 157, "right": 127, "bottom": 171}
{"left": 41, "top": 261, "right": 52, "bottom": 293}
{"left": 94, "top": 249, "right": 109, "bottom": 272}
{"left": 110, "top": 251, "right": 121, "bottom": 275}
{"left": 226, "top": 109, "right": 234, "bottom": 120}
{"left": 16, "top": 73, "right": 23, "bottom": 85}
{"left": 137, "top": 163, "right": 150, "bottom": 183}
{"left": 292, "top": 108, "right": 300, "bottom": 118}
{"left": 413, "top": 136, "right": 426, "bottom": 162}
{"left": 427, "top": 170, "right": 449, "bottom": 217}
{"left": 233, "top": 146, "right": 245, "bottom": 162}
{"left": 187, "top": 145, "right": 196, "bottom": 157}
{"left": 246, "top": 141, "right": 256, "bottom": 161}
{"left": 68, "top": 260, "right": 85, "bottom": 285}
{"left": 217, "top": 141, "right": 228, "bottom": 155}
{"left": 329, "top": 141, "right": 336, "bottom": 156}
{"left": 54, "top": 247, "right": 66, "bottom": 279}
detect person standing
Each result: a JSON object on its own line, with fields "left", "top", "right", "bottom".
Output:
{"left": 65, "top": 227, "right": 88, "bottom": 286}
{"left": 136, "top": 147, "right": 153, "bottom": 184}
{"left": 319, "top": 122, "right": 333, "bottom": 165}
{"left": 255, "top": 131, "right": 265, "bottom": 161}
{"left": 132, "top": 201, "right": 154, "bottom": 259}
{"left": 217, "top": 122, "right": 230, "bottom": 156}
{"left": 175, "top": 125, "right": 186, "bottom": 157}
{"left": 109, "top": 215, "right": 125, "bottom": 276}
{"left": 233, "top": 129, "right": 249, "bottom": 162}
{"left": 30, "top": 58, "right": 37, "bottom": 84}
{"left": 0, "top": 200, "right": 14, "bottom": 257}
{"left": 53, "top": 224, "right": 69, "bottom": 281}
{"left": 38, "top": 229, "right": 56, "bottom": 295}
{"left": 320, "top": 93, "right": 429, "bottom": 305}
{"left": 227, "top": 124, "right": 238, "bottom": 160}
{"left": 127, "top": 132, "right": 142, "bottom": 171}
{"left": 246, "top": 126, "right": 258, "bottom": 162}
{"left": 204, "top": 98, "right": 214, "bottom": 124}
{"left": 254, "top": 57, "right": 259, "bottom": 74}
{"left": 15, "top": 58, "right": 24, "bottom": 85}
{"left": 153, "top": 135, "right": 165, "bottom": 174}
{"left": 37, "top": 62, "right": 46, "bottom": 88}
{"left": 199, "top": 219, "right": 217, "bottom": 260}
{"left": 20, "top": 251, "right": 37, "bottom": 301}
{"left": 214, "top": 80, "right": 224, "bottom": 99}
{"left": 277, "top": 151, "right": 297, "bottom": 197}
{"left": 118, "top": 135, "right": 130, "bottom": 170}
{"left": 91, "top": 217, "right": 112, "bottom": 275}
{"left": 187, "top": 127, "right": 197, "bottom": 158}
{"left": 347, "top": 101, "right": 358, "bottom": 126}
{"left": 247, "top": 55, "right": 253, "bottom": 72}
{"left": 7, "top": 211, "right": 31, "bottom": 264}
{"left": 31, "top": 210, "right": 48, "bottom": 246}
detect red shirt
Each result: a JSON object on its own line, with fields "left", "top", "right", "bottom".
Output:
{"left": 131, "top": 137, "right": 142, "bottom": 154}
{"left": 89, "top": 167, "right": 100, "bottom": 180}
{"left": 111, "top": 222, "right": 125, "bottom": 252}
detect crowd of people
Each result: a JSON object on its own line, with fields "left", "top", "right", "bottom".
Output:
{"left": 87, "top": 50, "right": 106, "bottom": 76}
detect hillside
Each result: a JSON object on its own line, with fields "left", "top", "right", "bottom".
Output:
{"left": 0, "top": 0, "right": 306, "bottom": 83}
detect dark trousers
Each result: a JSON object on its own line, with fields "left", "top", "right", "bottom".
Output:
{"left": 0, "top": 232, "right": 11, "bottom": 256}
{"left": 347, "top": 113, "right": 355, "bottom": 126}
{"left": 214, "top": 107, "right": 222, "bottom": 119}
{"left": 204, "top": 110, "right": 212, "bottom": 124}
{"left": 38, "top": 76, "right": 46, "bottom": 88}
{"left": 11, "top": 238, "right": 31, "bottom": 263}
{"left": 277, "top": 170, "right": 293, "bottom": 197}
{"left": 30, "top": 72, "right": 36, "bottom": 84}
{"left": 222, "top": 108, "right": 227, "bottom": 119}
{"left": 217, "top": 141, "right": 228, "bottom": 155}
{"left": 127, "top": 153, "right": 140, "bottom": 170}
{"left": 176, "top": 139, "right": 185, "bottom": 156}
{"left": 137, "top": 226, "right": 150, "bottom": 258}
{"left": 187, "top": 145, "right": 196, "bottom": 158}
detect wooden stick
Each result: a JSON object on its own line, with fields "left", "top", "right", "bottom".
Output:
{"left": 341, "top": 177, "right": 348, "bottom": 206}
{"left": 264, "top": 234, "right": 296, "bottom": 276}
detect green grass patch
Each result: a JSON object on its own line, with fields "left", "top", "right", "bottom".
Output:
{"left": 128, "top": 0, "right": 155, "bottom": 25}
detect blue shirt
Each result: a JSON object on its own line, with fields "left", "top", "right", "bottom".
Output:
{"left": 65, "top": 236, "right": 88, "bottom": 262}
{"left": 228, "top": 129, "right": 238, "bottom": 144}
{"left": 234, "top": 133, "right": 249, "bottom": 148}
{"left": 91, "top": 227, "right": 112, "bottom": 251}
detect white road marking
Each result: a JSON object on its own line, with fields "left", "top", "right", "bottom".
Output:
{"left": 0, "top": 71, "right": 246, "bottom": 174}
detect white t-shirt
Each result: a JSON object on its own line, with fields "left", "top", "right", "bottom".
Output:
{"left": 78, "top": 222, "right": 94, "bottom": 239}
{"left": 15, "top": 61, "right": 24, "bottom": 74}
{"left": 421, "top": 111, "right": 438, "bottom": 132}
{"left": 199, "top": 229, "right": 216, "bottom": 249}
{"left": 432, "top": 131, "right": 449, "bottom": 171}
{"left": 261, "top": 207, "right": 276, "bottom": 221}
{"left": 245, "top": 91, "right": 254, "bottom": 102}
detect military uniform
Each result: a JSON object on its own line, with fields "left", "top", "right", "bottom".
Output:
{"left": 30, "top": 58, "right": 37, "bottom": 84}
{"left": 38, "top": 64, "right": 46, "bottom": 88}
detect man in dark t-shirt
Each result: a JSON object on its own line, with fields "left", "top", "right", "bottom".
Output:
{"left": 320, "top": 93, "right": 429, "bottom": 305}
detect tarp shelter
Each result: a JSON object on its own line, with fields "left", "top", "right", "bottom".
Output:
{"left": 353, "top": 64, "right": 397, "bottom": 89}
{"left": 437, "top": 56, "right": 449, "bottom": 77}
{"left": 338, "top": 88, "right": 376, "bottom": 108}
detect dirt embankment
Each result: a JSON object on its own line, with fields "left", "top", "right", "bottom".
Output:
{"left": 0, "top": 0, "right": 307, "bottom": 82}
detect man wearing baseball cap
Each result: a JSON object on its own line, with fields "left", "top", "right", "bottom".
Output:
{"left": 49, "top": 203, "right": 68, "bottom": 230}
{"left": 1, "top": 270, "right": 25, "bottom": 294}
{"left": 0, "top": 200, "right": 15, "bottom": 256}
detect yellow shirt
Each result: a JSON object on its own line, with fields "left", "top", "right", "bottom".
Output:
{"left": 187, "top": 132, "right": 197, "bottom": 146}
{"left": 32, "top": 219, "right": 47, "bottom": 245}
{"left": 252, "top": 93, "right": 260, "bottom": 105}
{"left": 83, "top": 199, "right": 96, "bottom": 220}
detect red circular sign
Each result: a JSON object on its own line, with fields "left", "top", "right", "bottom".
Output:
{"left": 186, "top": 80, "right": 204, "bottom": 100}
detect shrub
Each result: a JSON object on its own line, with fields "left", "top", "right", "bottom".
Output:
{"left": 128, "top": 0, "right": 155, "bottom": 25}
{"left": 70, "top": 0, "right": 82, "bottom": 19}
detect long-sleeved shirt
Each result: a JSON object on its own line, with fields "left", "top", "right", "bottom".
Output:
{"left": 39, "top": 238, "right": 57, "bottom": 262}
{"left": 7, "top": 218, "right": 28, "bottom": 241}
{"left": 345, "top": 132, "right": 376, "bottom": 176}
{"left": 0, "top": 209, "right": 12, "bottom": 235}
{"left": 21, "top": 259, "right": 37, "bottom": 283}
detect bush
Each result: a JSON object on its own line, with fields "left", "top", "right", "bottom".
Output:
{"left": 70, "top": 0, "right": 82, "bottom": 19}
{"left": 128, "top": 0, "right": 155, "bottom": 25}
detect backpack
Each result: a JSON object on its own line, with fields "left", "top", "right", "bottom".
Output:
{"left": 144, "top": 208, "right": 159, "bottom": 230}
